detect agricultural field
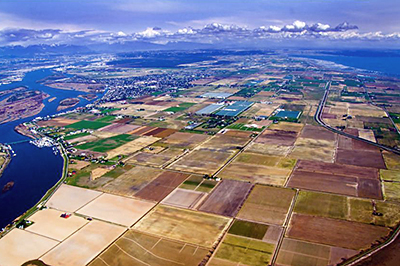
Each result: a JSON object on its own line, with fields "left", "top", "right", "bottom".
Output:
{"left": 237, "top": 185, "right": 295, "bottom": 225}
{"left": 198, "top": 179, "right": 253, "bottom": 217}
{"left": 287, "top": 214, "right": 390, "bottom": 250}
{"left": 219, "top": 152, "right": 296, "bottom": 185}
{"left": 178, "top": 174, "right": 218, "bottom": 192}
{"left": 211, "top": 234, "right": 275, "bottom": 266}
{"left": 41, "top": 221, "right": 126, "bottom": 266}
{"left": 287, "top": 160, "right": 382, "bottom": 199}
{"left": 99, "top": 165, "right": 163, "bottom": 197}
{"left": 89, "top": 230, "right": 209, "bottom": 266}
{"left": 0, "top": 229, "right": 58, "bottom": 266}
{"left": 276, "top": 238, "right": 358, "bottom": 266}
{"left": 65, "top": 120, "right": 110, "bottom": 130}
{"left": 75, "top": 134, "right": 137, "bottom": 152}
{"left": 134, "top": 171, "right": 189, "bottom": 202}
{"left": 76, "top": 193, "right": 155, "bottom": 226}
{"left": 133, "top": 205, "right": 230, "bottom": 247}
{"left": 294, "top": 190, "right": 400, "bottom": 227}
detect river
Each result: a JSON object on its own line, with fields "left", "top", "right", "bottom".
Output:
{"left": 0, "top": 69, "right": 98, "bottom": 228}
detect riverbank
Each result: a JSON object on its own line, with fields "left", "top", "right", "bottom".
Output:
{"left": 0, "top": 145, "right": 11, "bottom": 178}
{"left": 0, "top": 139, "right": 68, "bottom": 237}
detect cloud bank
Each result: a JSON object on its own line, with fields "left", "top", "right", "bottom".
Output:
{"left": 0, "top": 20, "right": 399, "bottom": 47}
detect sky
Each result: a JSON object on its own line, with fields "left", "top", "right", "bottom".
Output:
{"left": 0, "top": 0, "right": 399, "bottom": 48}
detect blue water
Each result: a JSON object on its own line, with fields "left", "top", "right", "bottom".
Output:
{"left": 0, "top": 69, "right": 98, "bottom": 228}
{"left": 296, "top": 54, "right": 400, "bottom": 77}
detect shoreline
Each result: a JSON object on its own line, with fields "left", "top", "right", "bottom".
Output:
{"left": 0, "top": 145, "right": 11, "bottom": 179}
{"left": 0, "top": 135, "right": 68, "bottom": 237}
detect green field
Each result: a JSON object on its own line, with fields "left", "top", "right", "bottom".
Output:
{"left": 295, "top": 190, "right": 400, "bottom": 227}
{"left": 381, "top": 169, "right": 400, "bottom": 182}
{"left": 383, "top": 182, "right": 400, "bottom": 203}
{"left": 65, "top": 120, "right": 110, "bottom": 130}
{"left": 63, "top": 132, "right": 90, "bottom": 140}
{"left": 95, "top": 115, "right": 117, "bottom": 122}
{"left": 75, "top": 134, "right": 137, "bottom": 152}
{"left": 215, "top": 234, "right": 275, "bottom": 266}
{"left": 163, "top": 102, "right": 196, "bottom": 113}
{"left": 227, "top": 123, "right": 264, "bottom": 132}
{"left": 228, "top": 220, "right": 269, "bottom": 240}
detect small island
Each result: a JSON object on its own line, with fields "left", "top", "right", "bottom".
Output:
{"left": 56, "top": 98, "right": 80, "bottom": 111}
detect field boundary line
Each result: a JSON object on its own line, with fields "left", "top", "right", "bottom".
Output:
{"left": 121, "top": 236, "right": 184, "bottom": 265}
{"left": 270, "top": 189, "right": 299, "bottom": 265}
{"left": 114, "top": 243, "right": 151, "bottom": 266}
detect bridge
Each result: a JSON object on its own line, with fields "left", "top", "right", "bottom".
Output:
{"left": 2, "top": 139, "right": 33, "bottom": 146}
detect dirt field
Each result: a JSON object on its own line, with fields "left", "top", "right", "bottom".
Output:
{"left": 159, "top": 132, "right": 209, "bottom": 149}
{"left": 69, "top": 160, "right": 90, "bottom": 170}
{"left": 41, "top": 221, "right": 126, "bottom": 266}
{"left": 168, "top": 149, "right": 235, "bottom": 175}
{"left": 300, "top": 125, "right": 336, "bottom": 141}
{"left": 200, "top": 134, "right": 249, "bottom": 152}
{"left": 219, "top": 162, "right": 291, "bottom": 186}
{"left": 46, "top": 184, "right": 102, "bottom": 212}
{"left": 336, "top": 148, "right": 387, "bottom": 169}
{"left": 0, "top": 229, "right": 58, "bottom": 266}
{"left": 162, "top": 188, "right": 206, "bottom": 209}
{"left": 133, "top": 205, "right": 230, "bottom": 247}
{"left": 255, "top": 129, "right": 298, "bottom": 146}
{"left": 223, "top": 129, "right": 255, "bottom": 138}
{"left": 76, "top": 193, "right": 155, "bottom": 226}
{"left": 237, "top": 185, "right": 295, "bottom": 225}
{"left": 134, "top": 171, "right": 189, "bottom": 202}
{"left": 219, "top": 152, "right": 295, "bottom": 186}
{"left": 37, "top": 117, "right": 80, "bottom": 127}
{"left": 98, "top": 123, "right": 139, "bottom": 134}
{"left": 198, "top": 180, "right": 253, "bottom": 217}
{"left": 289, "top": 137, "right": 336, "bottom": 162}
{"left": 246, "top": 143, "right": 292, "bottom": 156}
{"left": 287, "top": 214, "right": 390, "bottom": 250}
{"left": 269, "top": 121, "right": 304, "bottom": 133}
{"left": 91, "top": 167, "right": 111, "bottom": 180}
{"left": 106, "top": 135, "right": 159, "bottom": 159}
{"left": 128, "top": 147, "right": 184, "bottom": 167}
{"left": 288, "top": 160, "right": 383, "bottom": 199}
{"left": 89, "top": 230, "right": 209, "bottom": 266}
{"left": 99, "top": 165, "right": 163, "bottom": 197}
{"left": 26, "top": 209, "right": 88, "bottom": 241}
{"left": 276, "top": 238, "right": 331, "bottom": 266}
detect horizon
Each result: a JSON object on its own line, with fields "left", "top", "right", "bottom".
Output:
{"left": 0, "top": 0, "right": 400, "bottom": 49}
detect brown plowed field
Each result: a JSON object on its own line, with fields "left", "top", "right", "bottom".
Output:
{"left": 255, "top": 129, "right": 298, "bottom": 146}
{"left": 295, "top": 160, "right": 379, "bottom": 180}
{"left": 288, "top": 169, "right": 382, "bottom": 199}
{"left": 300, "top": 125, "right": 336, "bottom": 141}
{"left": 336, "top": 148, "right": 386, "bottom": 169}
{"left": 135, "top": 171, "right": 189, "bottom": 202}
{"left": 198, "top": 179, "right": 253, "bottom": 217}
{"left": 338, "top": 135, "right": 379, "bottom": 151}
{"left": 287, "top": 214, "right": 390, "bottom": 250}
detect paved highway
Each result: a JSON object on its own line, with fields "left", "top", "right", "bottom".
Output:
{"left": 315, "top": 82, "right": 400, "bottom": 155}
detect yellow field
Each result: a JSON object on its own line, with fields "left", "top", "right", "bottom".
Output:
{"left": 107, "top": 135, "right": 159, "bottom": 159}
{"left": 134, "top": 205, "right": 230, "bottom": 247}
